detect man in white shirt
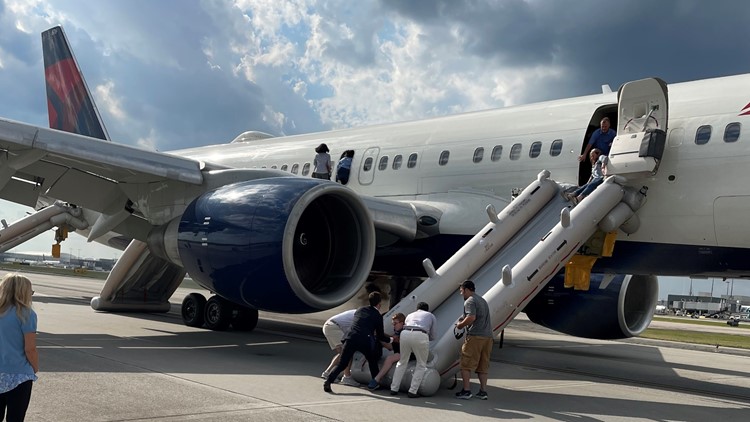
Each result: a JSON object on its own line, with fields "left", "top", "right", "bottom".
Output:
{"left": 321, "top": 309, "right": 359, "bottom": 386}
{"left": 389, "top": 302, "right": 437, "bottom": 398}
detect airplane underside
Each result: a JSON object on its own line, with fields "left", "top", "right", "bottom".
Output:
{"left": 372, "top": 237, "right": 750, "bottom": 279}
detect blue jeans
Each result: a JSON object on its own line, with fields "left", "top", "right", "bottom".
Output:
{"left": 574, "top": 177, "right": 603, "bottom": 198}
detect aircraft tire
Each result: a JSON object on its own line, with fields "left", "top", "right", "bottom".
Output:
{"left": 181, "top": 293, "right": 207, "bottom": 327}
{"left": 204, "top": 296, "right": 232, "bottom": 331}
{"left": 231, "top": 307, "right": 259, "bottom": 331}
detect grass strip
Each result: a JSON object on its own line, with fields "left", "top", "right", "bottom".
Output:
{"left": 653, "top": 315, "right": 750, "bottom": 330}
{"left": 640, "top": 328, "right": 750, "bottom": 349}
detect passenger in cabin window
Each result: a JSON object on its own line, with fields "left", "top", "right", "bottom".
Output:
{"left": 566, "top": 148, "right": 608, "bottom": 205}
{"left": 579, "top": 117, "right": 616, "bottom": 162}
{"left": 312, "top": 143, "right": 332, "bottom": 180}
{"left": 335, "top": 150, "right": 354, "bottom": 185}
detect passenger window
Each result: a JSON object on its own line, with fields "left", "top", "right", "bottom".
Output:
{"left": 510, "top": 143, "right": 522, "bottom": 160}
{"left": 291, "top": 164, "right": 299, "bottom": 174}
{"left": 724, "top": 122, "right": 741, "bottom": 143}
{"left": 379, "top": 156, "right": 389, "bottom": 170}
{"left": 529, "top": 141, "right": 542, "bottom": 158}
{"left": 281, "top": 164, "right": 288, "bottom": 171}
{"left": 491, "top": 145, "right": 503, "bottom": 162}
{"left": 439, "top": 150, "right": 450, "bottom": 166}
{"left": 695, "top": 125, "right": 711, "bottom": 145}
{"left": 550, "top": 139, "right": 563, "bottom": 156}
{"left": 271, "top": 165, "right": 277, "bottom": 169}
{"left": 302, "top": 163, "right": 310, "bottom": 176}
{"left": 392, "top": 154, "right": 403, "bottom": 170}
{"left": 473, "top": 147, "right": 484, "bottom": 163}
{"left": 363, "top": 157, "right": 373, "bottom": 171}
{"left": 407, "top": 153, "right": 418, "bottom": 168}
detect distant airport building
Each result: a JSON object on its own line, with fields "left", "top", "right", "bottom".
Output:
{"left": 0, "top": 251, "right": 116, "bottom": 271}
{"left": 667, "top": 294, "right": 750, "bottom": 315}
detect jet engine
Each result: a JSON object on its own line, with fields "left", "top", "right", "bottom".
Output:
{"left": 523, "top": 273, "right": 659, "bottom": 339}
{"left": 149, "top": 177, "right": 376, "bottom": 313}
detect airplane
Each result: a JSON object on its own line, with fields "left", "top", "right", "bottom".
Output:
{"left": 1, "top": 25, "right": 749, "bottom": 344}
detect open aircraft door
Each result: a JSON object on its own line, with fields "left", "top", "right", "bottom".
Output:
{"left": 358, "top": 147, "right": 379, "bottom": 185}
{"left": 607, "top": 78, "right": 669, "bottom": 179}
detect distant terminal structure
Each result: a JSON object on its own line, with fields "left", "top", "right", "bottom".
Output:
{"left": 666, "top": 293, "right": 750, "bottom": 318}
{"left": 0, "top": 251, "right": 116, "bottom": 271}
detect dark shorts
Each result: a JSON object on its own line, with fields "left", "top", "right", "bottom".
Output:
{"left": 312, "top": 172, "right": 330, "bottom": 180}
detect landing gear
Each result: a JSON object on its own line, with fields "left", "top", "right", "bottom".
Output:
{"left": 179, "top": 293, "right": 259, "bottom": 332}
{"left": 181, "top": 293, "right": 207, "bottom": 327}
{"left": 204, "top": 296, "right": 233, "bottom": 331}
{"left": 232, "top": 307, "right": 259, "bottom": 331}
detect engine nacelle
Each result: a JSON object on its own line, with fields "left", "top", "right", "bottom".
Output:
{"left": 150, "top": 177, "right": 376, "bottom": 313}
{"left": 523, "top": 273, "right": 659, "bottom": 339}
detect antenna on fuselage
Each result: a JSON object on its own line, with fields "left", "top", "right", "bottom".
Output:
{"left": 601, "top": 84, "right": 612, "bottom": 94}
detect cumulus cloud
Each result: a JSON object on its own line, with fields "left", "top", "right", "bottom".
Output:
{"left": 0, "top": 0, "right": 748, "bottom": 149}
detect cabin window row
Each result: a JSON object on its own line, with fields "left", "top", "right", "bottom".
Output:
{"left": 268, "top": 139, "right": 564, "bottom": 175}
{"left": 694, "top": 122, "right": 741, "bottom": 145}
{"left": 466, "top": 139, "right": 563, "bottom": 165}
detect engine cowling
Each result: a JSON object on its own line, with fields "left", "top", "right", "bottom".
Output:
{"left": 523, "top": 273, "right": 659, "bottom": 339}
{"left": 151, "top": 177, "right": 375, "bottom": 313}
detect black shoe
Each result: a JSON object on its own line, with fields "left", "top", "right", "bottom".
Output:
{"left": 407, "top": 392, "right": 420, "bottom": 398}
{"left": 475, "top": 390, "right": 488, "bottom": 400}
{"left": 455, "top": 389, "right": 472, "bottom": 399}
{"left": 390, "top": 390, "right": 399, "bottom": 396}
{"left": 323, "top": 382, "right": 332, "bottom": 393}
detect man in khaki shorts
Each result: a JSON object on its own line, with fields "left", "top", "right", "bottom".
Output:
{"left": 322, "top": 309, "right": 359, "bottom": 386}
{"left": 454, "top": 280, "right": 492, "bottom": 400}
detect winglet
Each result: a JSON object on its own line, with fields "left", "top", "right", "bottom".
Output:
{"left": 42, "top": 26, "right": 110, "bottom": 140}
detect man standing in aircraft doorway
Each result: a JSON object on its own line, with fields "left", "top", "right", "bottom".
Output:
{"left": 579, "top": 117, "right": 616, "bottom": 161}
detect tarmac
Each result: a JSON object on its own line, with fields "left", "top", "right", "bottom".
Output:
{"left": 4, "top": 270, "right": 750, "bottom": 421}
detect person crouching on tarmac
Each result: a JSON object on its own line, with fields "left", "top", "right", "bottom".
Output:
{"left": 324, "top": 292, "right": 393, "bottom": 393}
{"left": 321, "top": 309, "right": 360, "bottom": 386}
{"left": 389, "top": 302, "right": 436, "bottom": 398}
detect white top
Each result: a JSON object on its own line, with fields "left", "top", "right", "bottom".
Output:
{"left": 327, "top": 309, "right": 356, "bottom": 333}
{"left": 313, "top": 152, "right": 332, "bottom": 174}
{"left": 404, "top": 309, "right": 438, "bottom": 341}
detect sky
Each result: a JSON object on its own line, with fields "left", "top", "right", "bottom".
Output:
{"left": 1, "top": 0, "right": 750, "bottom": 298}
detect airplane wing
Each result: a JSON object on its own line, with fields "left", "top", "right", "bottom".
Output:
{"left": 0, "top": 118, "right": 205, "bottom": 210}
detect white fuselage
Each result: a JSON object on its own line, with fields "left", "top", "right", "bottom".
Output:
{"left": 170, "top": 73, "right": 750, "bottom": 277}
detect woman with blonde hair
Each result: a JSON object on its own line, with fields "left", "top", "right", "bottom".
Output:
{"left": 0, "top": 273, "right": 38, "bottom": 421}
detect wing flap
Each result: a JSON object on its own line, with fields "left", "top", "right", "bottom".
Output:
{"left": 45, "top": 167, "right": 125, "bottom": 211}
{"left": 0, "top": 178, "right": 41, "bottom": 207}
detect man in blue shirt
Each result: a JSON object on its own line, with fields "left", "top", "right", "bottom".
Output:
{"left": 579, "top": 117, "right": 616, "bottom": 161}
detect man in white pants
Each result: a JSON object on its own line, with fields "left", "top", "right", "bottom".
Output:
{"left": 389, "top": 302, "right": 437, "bottom": 397}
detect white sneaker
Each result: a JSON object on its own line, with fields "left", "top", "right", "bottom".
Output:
{"left": 340, "top": 375, "right": 360, "bottom": 386}
{"left": 321, "top": 371, "right": 330, "bottom": 379}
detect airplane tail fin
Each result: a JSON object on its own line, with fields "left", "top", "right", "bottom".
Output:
{"left": 42, "top": 26, "right": 110, "bottom": 140}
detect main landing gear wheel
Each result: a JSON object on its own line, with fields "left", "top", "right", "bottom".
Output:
{"left": 204, "top": 296, "right": 233, "bottom": 331}
{"left": 181, "top": 293, "right": 207, "bottom": 327}
{"left": 232, "top": 307, "right": 259, "bottom": 331}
